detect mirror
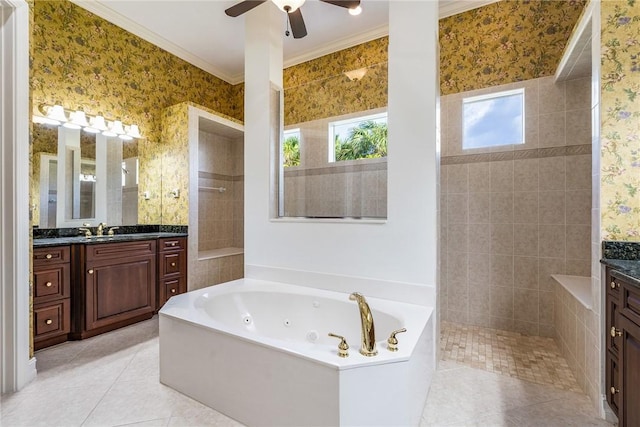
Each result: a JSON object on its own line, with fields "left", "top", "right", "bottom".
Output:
{"left": 279, "top": 38, "right": 388, "bottom": 219}
{"left": 32, "top": 123, "right": 140, "bottom": 228}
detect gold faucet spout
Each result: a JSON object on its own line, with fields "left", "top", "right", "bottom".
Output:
{"left": 349, "top": 292, "right": 377, "bottom": 356}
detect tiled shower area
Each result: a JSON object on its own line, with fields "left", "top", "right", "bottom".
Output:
{"left": 192, "top": 127, "right": 244, "bottom": 289}
{"left": 439, "top": 75, "right": 599, "bottom": 401}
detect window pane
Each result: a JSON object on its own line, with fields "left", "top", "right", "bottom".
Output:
{"left": 282, "top": 129, "right": 300, "bottom": 167}
{"left": 330, "top": 114, "right": 387, "bottom": 162}
{"left": 463, "top": 90, "right": 524, "bottom": 149}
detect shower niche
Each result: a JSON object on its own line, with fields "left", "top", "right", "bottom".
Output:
{"left": 185, "top": 105, "right": 244, "bottom": 290}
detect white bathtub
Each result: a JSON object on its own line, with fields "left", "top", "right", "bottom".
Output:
{"left": 159, "top": 279, "right": 434, "bottom": 426}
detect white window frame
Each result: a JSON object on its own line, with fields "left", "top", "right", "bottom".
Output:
{"left": 328, "top": 112, "right": 388, "bottom": 162}
{"left": 462, "top": 88, "right": 525, "bottom": 150}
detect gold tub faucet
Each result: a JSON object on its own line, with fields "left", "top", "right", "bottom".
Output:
{"left": 349, "top": 292, "right": 377, "bottom": 357}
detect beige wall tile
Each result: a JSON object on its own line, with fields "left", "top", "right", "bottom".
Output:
{"left": 539, "top": 157, "right": 565, "bottom": 191}
{"left": 469, "top": 192, "right": 491, "bottom": 224}
{"left": 514, "top": 191, "right": 539, "bottom": 224}
{"left": 490, "top": 286, "right": 514, "bottom": 318}
{"left": 539, "top": 290, "right": 555, "bottom": 325}
{"left": 565, "top": 77, "right": 591, "bottom": 111}
{"left": 468, "top": 282, "right": 491, "bottom": 314}
{"left": 514, "top": 223, "right": 539, "bottom": 257}
{"left": 448, "top": 164, "right": 469, "bottom": 193}
{"left": 491, "top": 223, "right": 514, "bottom": 255}
{"left": 448, "top": 224, "right": 469, "bottom": 253}
{"left": 565, "top": 109, "right": 591, "bottom": 146}
{"left": 469, "top": 253, "right": 491, "bottom": 284}
{"left": 491, "top": 254, "right": 514, "bottom": 288}
{"left": 490, "top": 161, "right": 514, "bottom": 192}
{"left": 538, "top": 257, "right": 566, "bottom": 292}
{"left": 565, "top": 155, "right": 591, "bottom": 190}
{"left": 566, "top": 225, "right": 590, "bottom": 260}
{"left": 448, "top": 252, "right": 469, "bottom": 285}
{"left": 514, "top": 288, "right": 540, "bottom": 322}
{"left": 491, "top": 192, "right": 514, "bottom": 224}
{"left": 468, "top": 162, "right": 491, "bottom": 193}
{"left": 566, "top": 259, "right": 590, "bottom": 276}
{"left": 539, "top": 191, "right": 566, "bottom": 225}
{"left": 514, "top": 320, "right": 539, "bottom": 336}
{"left": 539, "top": 224, "right": 566, "bottom": 258}
{"left": 514, "top": 256, "right": 539, "bottom": 290}
{"left": 448, "top": 193, "right": 469, "bottom": 224}
{"left": 539, "top": 78, "right": 565, "bottom": 113}
{"left": 514, "top": 159, "right": 539, "bottom": 191}
{"left": 468, "top": 223, "right": 491, "bottom": 254}
{"left": 538, "top": 113, "right": 566, "bottom": 148}
{"left": 448, "top": 279, "right": 469, "bottom": 313}
{"left": 565, "top": 190, "right": 591, "bottom": 225}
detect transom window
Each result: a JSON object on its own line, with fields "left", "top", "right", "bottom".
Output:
{"left": 328, "top": 112, "right": 388, "bottom": 162}
{"left": 462, "top": 88, "right": 525, "bottom": 149}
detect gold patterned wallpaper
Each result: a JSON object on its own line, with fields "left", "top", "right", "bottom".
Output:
{"left": 30, "top": 0, "right": 243, "bottom": 224}
{"left": 600, "top": 0, "right": 640, "bottom": 241}
{"left": 439, "top": 0, "right": 586, "bottom": 95}
{"left": 283, "top": 37, "right": 388, "bottom": 125}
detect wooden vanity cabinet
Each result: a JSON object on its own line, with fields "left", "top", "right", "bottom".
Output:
{"left": 33, "top": 246, "right": 71, "bottom": 350}
{"left": 605, "top": 268, "right": 640, "bottom": 426}
{"left": 71, "top": 240, "right": 157, "bottom": 339}
{"left": 157, "top": 237, "right": 187, "bottom": 308}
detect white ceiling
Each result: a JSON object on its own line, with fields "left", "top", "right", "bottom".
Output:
{"left": 71, "top": 0, "right": 499, "bottom": 85}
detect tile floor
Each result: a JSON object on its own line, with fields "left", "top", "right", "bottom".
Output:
{"left": 0, "top": 317, "right": 614, "bottom": 427}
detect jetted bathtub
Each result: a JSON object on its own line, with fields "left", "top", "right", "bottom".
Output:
{"left": 159, "top": 279, "right": 434, "bottom": 426}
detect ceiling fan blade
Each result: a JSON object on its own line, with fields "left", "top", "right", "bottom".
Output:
{"left": 225, "top": 1, "right": 267, "bottom": 17}
{"left": 288, "top": 8, "right": 307, "bottom": 39}
{"left": 319, "top": 0, "right": 360, "bottom": 9}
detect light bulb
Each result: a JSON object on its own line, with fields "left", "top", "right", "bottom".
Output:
{"left": 349, "top": 5, "right": 362, "bottom": 16}
{"left": 272, "top": 0, "right": 305, "bottom": 12}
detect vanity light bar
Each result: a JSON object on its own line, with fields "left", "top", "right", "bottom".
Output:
{"left": 33, "top": 104, "right": 143, "bottom": 139}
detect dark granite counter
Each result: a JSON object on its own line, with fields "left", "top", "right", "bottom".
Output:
{"left": 601, "top": 241, "right": 640, "bottom": 288}
{"left": 33, "top": 232, "right": 188, "bottom": 248}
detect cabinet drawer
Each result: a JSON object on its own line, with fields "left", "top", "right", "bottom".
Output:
{"left": 622, "top": 282, "right": 640, "bottom": 326}
{"left": 34, "top": 299, "right": 70, "bottom": 339}
{"left": 159, "top": 276, "right": 186, "bottom": 308}
{"left": 34, "top": 264, "right": 70, "bottom": 303}
{"left": 160, "top": 251, "right": 185, "bottom": 277}
{"left": 86, "top": 240, "right": 156, "bottom": 262}
{"left": 33, "top": 246, "right": 70, "bottom": 266}
{"left": 608, "top": 272, "right": 622, "bottom": 297}
{"left": 159, "top": 237, "right": 186, "bottom": 252}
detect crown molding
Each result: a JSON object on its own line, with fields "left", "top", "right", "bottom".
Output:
{"left": 284, "top": 23, "right": 389, "bottom": 70}
{"left": 69, "top": 0, "right": 240, "bottom": 84}
{"left": 438, "top": 0, "right": 501, "bottom": 19}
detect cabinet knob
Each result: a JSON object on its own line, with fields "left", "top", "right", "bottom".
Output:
{"left": 170, "top": 242, "right": 177, "bottom": 247}
{"left": 610, "top": 281, "right": 620, "bottom": 289}
{"left": 170, "top": 262, "right": 176, "bottom": 267}
{"left": 45, "top": 281, "right": 52, "bottom": 287}
{"left": 88, "top": 269, "right": 94, "bottom": 275}
{"left": 45, "top": 254, "right": 52, "bottom": 259}
{"left": 45, "top": 319, "right": 53, "bottom": 325}
{"left": 170, "top": 288, "right": 177, "bottom": 294}
{"left": 611, "top": 326, "right": 622, "bottom": 337}
{"left": 610, "top": 386, "right": 619, "bottom": 395}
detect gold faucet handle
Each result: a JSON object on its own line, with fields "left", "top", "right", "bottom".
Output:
{"left": 328, "top": 333, "right": 349, "bottom": 358}
{"left": 387, "top": 328, "right": 407, "bottom": 352}
{"left": 78, "top": 227, "right": 92, "bottom": 237}
{"left": 107, "top": 226, "right": 119, "bottom": 236}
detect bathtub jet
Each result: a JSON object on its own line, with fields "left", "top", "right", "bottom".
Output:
{"left": 159, "top": 279, "right": 434, "bottom": 426}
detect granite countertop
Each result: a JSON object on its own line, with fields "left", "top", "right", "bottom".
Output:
{"left": 601, "top": 241, "right": 640, "bottom": 288}
{"left": 33, "top": 232, "right": 188, "bottom": 248}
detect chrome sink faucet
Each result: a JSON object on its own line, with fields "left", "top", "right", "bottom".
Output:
{"left": 349, "top": 292, "right": 377, "bottom": 357}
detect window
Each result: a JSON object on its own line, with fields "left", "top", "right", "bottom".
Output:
{"left": 282, "top": 128, "right": 300, "bottom": 167}
{"left": 329, "top": 112, "right": 387, "bottom": 162}
{"left": 462, "top": 88, "right": 524, "bottom": 149}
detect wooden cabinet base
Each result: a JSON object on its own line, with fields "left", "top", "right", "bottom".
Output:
{"left": 69, "top": 311, "right": 155, "bottom": 340}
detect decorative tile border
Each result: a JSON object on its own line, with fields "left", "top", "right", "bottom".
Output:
{"left": 441, "top": 144, "right": 592, "bottom": 165}
{"left": 283, "top": 160, "right": 387, "bottom": 178}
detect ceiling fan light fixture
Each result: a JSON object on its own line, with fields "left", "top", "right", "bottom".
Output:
{"left": 272, "top": 0, "right": 305, "bottom": 13}
{"left": 344, "top": 67, "right": 368, "bottom": 81}
{"left": 348, "top": 5, "right": 362, "bottom": 16}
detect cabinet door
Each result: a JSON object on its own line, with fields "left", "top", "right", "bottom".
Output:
{"left": 619, "top": 314, "right": 640, "bottom": 427}
{"left": 606, "top": 350, "right": 620, "bottom": 415}
{"left": 85, "top": 254, "right": 156, "bottom": 330}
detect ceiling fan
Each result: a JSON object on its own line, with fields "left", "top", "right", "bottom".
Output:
{"left": 225, "top": 0, "right": 361, "bottom": 39}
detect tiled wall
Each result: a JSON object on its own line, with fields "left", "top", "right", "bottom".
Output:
{"left": 198, "top": 130, "right": 244, "bottom": 251}
{"left": 440, "top": 75, "right": 592, "bottom": 336}
{"left": 191, "top": 254, "right": 244, "bottom": 291}
{"left": 282, "top": 108, "right": 387, "bottom": 218}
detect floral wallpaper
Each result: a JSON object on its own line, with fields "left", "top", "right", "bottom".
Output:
{"left": 30, "top": 0, "right": 243, "bottom": 224}
{"left": 439, "top": 0, "right": 586, "bottom": 95}
{"left": 600, "top": 0, "right": 640, "bottom": 241}
{"left": 283, "top": 37, "right": 387, "bottom": 125}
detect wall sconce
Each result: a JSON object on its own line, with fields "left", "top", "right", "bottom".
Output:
{"left": 344, "top": 67, "right": 368, "bottom": 81}
{"left": 33, "top": 104, "right": 143, "bottom": 140}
